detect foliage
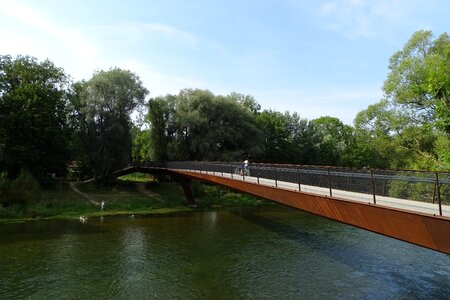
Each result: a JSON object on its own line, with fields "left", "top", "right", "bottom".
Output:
{"left": 146, "top": 89, "right": 263, "bottom": 162}
{"left": 310, "top": 116, "right": 353, "bottom": 166}
{"left": 387, "top": 177, "right": 443, "bottom": 204}
{"left": 75, "top": 68, "right": 148, "bottom": 184}
{"left": 131, "top": 126, "right": 152, "bottom": 162}
{"left": 255, "top": 110, "right": 290, "bottom": 163}
{"left": 434, "top": 135, "right": 450, "bottom": 170}
{"left": 0, "top": 55, "right": 71, "bottom": 181}
{"left": 0, "top": 172, "right": 9, "bottom": 206}
{"left": 147, "top": 96, "right": 172, "bottom": 161}
{"left": 0, "top": 169, "right": 40, "bottom": 208}
{"left": 384, "top": 30, "right": 450, "bottom": 134}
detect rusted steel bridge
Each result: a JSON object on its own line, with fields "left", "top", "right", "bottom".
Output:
{"left": 115, "top": 161, "right": 450, "bottom": 255}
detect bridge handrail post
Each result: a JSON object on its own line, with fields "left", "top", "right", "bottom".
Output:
{"left": 297, "top": 168, "right": 301, "bottom": 191}
{"left": 274, "top": 167, "right": 278, "bottom": 187}
{"left": 371, "top": 169, "right": 376, "bottom": 204}
{"left": 436, "top": 172, "right": 442, "bottom": 216}
{"left": 328, "top": 168, "right": 332, "bottom": 197}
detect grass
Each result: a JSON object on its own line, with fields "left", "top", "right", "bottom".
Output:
{"left": 0, "top": 173, "right": 272, "bottom": 223}
{"left": 117, "top": 172, "right": 154, "bottom": 183}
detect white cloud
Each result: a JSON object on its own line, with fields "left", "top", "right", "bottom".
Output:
{"left": 0, "top": 1, "right": 103, "bottom": 80}
{"left": 1, "top": 2, "right": 99, "bottom": 58}
{"left": 0, "top": 0, "right": 206, "bottom": 96}
{"left": 317, "top": 0, "right": 423, "bottom": 39}
{"left": 95, "top": 21, "right": 199, "bottom": 47}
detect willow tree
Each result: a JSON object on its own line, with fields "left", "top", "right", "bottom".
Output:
{"left": 145, "top": 89, "right": 263, "bottom": 162}
{"left": 79, "top": 68, "right": 148, "bottom": 184}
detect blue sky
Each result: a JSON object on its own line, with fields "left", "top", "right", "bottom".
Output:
{"left": 1, "top": 0, "right": 449, "bottom": 124}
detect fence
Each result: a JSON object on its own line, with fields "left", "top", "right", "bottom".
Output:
{"left": 132, "top": 161, "right": 450, "bottom": 217}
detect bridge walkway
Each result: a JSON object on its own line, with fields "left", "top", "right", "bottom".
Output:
{"left": 187, "top": 169, "right": 450, "bottom": 218}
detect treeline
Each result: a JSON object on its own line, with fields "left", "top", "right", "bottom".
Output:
{"left": 138, "top": 90, "right": 354, "bottom": 165}
{"left": 135, "top": 30, "right": 450, "bottom": 171}
{"left": 1, "top": 30, "right": 449, "bottom": 194}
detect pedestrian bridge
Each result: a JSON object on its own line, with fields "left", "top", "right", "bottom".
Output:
{"left": 115, "top": 161, "right": 450, "bottom": 255}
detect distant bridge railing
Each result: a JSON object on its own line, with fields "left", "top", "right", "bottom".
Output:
{"left": 131, "top": 161, "right": 450, "bottom": 217}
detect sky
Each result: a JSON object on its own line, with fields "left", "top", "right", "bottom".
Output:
{"left": 1, "top": 0, "right": 449, "bottom": 124}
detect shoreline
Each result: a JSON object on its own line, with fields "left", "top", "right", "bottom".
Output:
{"left": 0, "top": 179, "right": 271, "bottom": 224}
{"left": 0, "top": 206, "right": 200, "bottom": 224}
{"left": 0, "top": 203, "right": 267, "bottom": 224}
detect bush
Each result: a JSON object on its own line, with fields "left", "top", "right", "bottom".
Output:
{"left": 1, "top": 169, "right": 41, "bottom": 207}
{"left": 191, "top": 181, "right": 206, "bottom": 197}
{"left": 0, "top": 172, "right": 11, "bottom": 207}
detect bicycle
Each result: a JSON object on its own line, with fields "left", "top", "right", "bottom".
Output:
{"left": 234, "top": 166, "right": 250, "bottom": 176}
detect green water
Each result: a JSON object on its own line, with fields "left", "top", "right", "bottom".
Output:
{"left": 1, "top": 206, "right": 449, "bottom": 299}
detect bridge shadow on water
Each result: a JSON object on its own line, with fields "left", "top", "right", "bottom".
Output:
{"left": 230, "top": 208, "right": 450, "bottom": 298}
{"left": 231, "top": 208, "right": 387, "bottom": 265}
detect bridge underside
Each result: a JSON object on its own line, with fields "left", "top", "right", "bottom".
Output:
{"left": 116, "top": 166, "right": 450, "bottom": 255}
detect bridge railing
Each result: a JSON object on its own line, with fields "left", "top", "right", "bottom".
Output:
{"left": 136, "top": 161, "right": 449, "bottom": 217}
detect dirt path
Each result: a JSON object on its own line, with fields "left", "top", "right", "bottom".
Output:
{"left": 69, "top": 182, "right": 99, "bottom": 206}
{"left": 135, "top": 182, "right": 163, "bottom": 202}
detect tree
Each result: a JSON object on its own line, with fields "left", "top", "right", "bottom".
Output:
{"left": 78, "top": 68, "right": 148, "bottom": 184}
{"left": 145, "top": 89, "right": 263, "bottom": 162}
{"left": 202, "top": 95, "right": 262, "bottom": 161}
{"left": 349, "top": 99, "right": 442, "bottom": 170}
{"left": 255, "top": 110, "right": 290, "bottom": 163}
{"left": 348, "top": 100, "right": 406, "bottom": 169}
{"left": 310, "top": 116, "right": 353, "bottom": 166}
{"left": 0, "top": 55, "right": 71, "bottom": 181}
{"left": 227, "top": 92, "right": 261, "bottom": 114}
{"left": 131, "top": 126, "right": 151, "bottom": 162}
{"left": 147, "top": 96, "right": 172, "bottom": 162}
{"left": 383, "top": 30, "right": 450, "bottom": 133}
{"left": 283, "top": 112, "right": 313, "bottom": 164}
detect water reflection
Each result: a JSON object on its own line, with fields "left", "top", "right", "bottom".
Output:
{"left": 117, "top": 225, "right": 148, "bottom": 297}
{"left": 0, "top": 208, "right": 449, "bottom": 299}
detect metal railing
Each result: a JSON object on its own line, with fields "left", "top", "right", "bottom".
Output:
{"left": 132, "top": 161, "right": 450, "bottom": 217}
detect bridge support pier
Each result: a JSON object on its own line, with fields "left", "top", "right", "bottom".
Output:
{"left": 180, "top": 178, "right": 196, "bottom": 205}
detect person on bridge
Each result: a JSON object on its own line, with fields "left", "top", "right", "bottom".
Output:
{"left": 241, "top": 159, "right": 249, "bottom": 176}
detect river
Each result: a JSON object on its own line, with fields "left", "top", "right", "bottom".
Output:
{"left": 1, "top": 206, "right": 449, "bottom": 299}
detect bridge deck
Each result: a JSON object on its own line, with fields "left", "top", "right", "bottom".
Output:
{"left": 188, "top": 170, "right": 450, "bottom": 218}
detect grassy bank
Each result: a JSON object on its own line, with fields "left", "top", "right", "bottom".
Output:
{"left": 0, "top": 174, "right": 272, "bottom": 223}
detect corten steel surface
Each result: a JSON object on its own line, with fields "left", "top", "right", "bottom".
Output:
{"left": 175, "top": 170, "right": 450, "bottom": 255}
{"left": 180, "top": 178, "right": 196, "bottom": 205}
{"left": 115, "top": 166, "right": 450, "bottom": 255}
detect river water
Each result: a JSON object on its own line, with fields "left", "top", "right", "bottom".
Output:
{"left": 1, "top": 206, "right": 449, "bottom": 299}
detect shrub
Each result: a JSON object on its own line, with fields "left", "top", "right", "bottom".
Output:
{"left": 0, "top": 172, "right": 11, "bottom": 207}
{"left": 6, "top": 169, "right": 41, "bottom": 207}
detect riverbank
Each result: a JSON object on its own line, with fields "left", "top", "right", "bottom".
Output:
{"left": 0, "top": 177, "right": 271, "bottom": 224}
